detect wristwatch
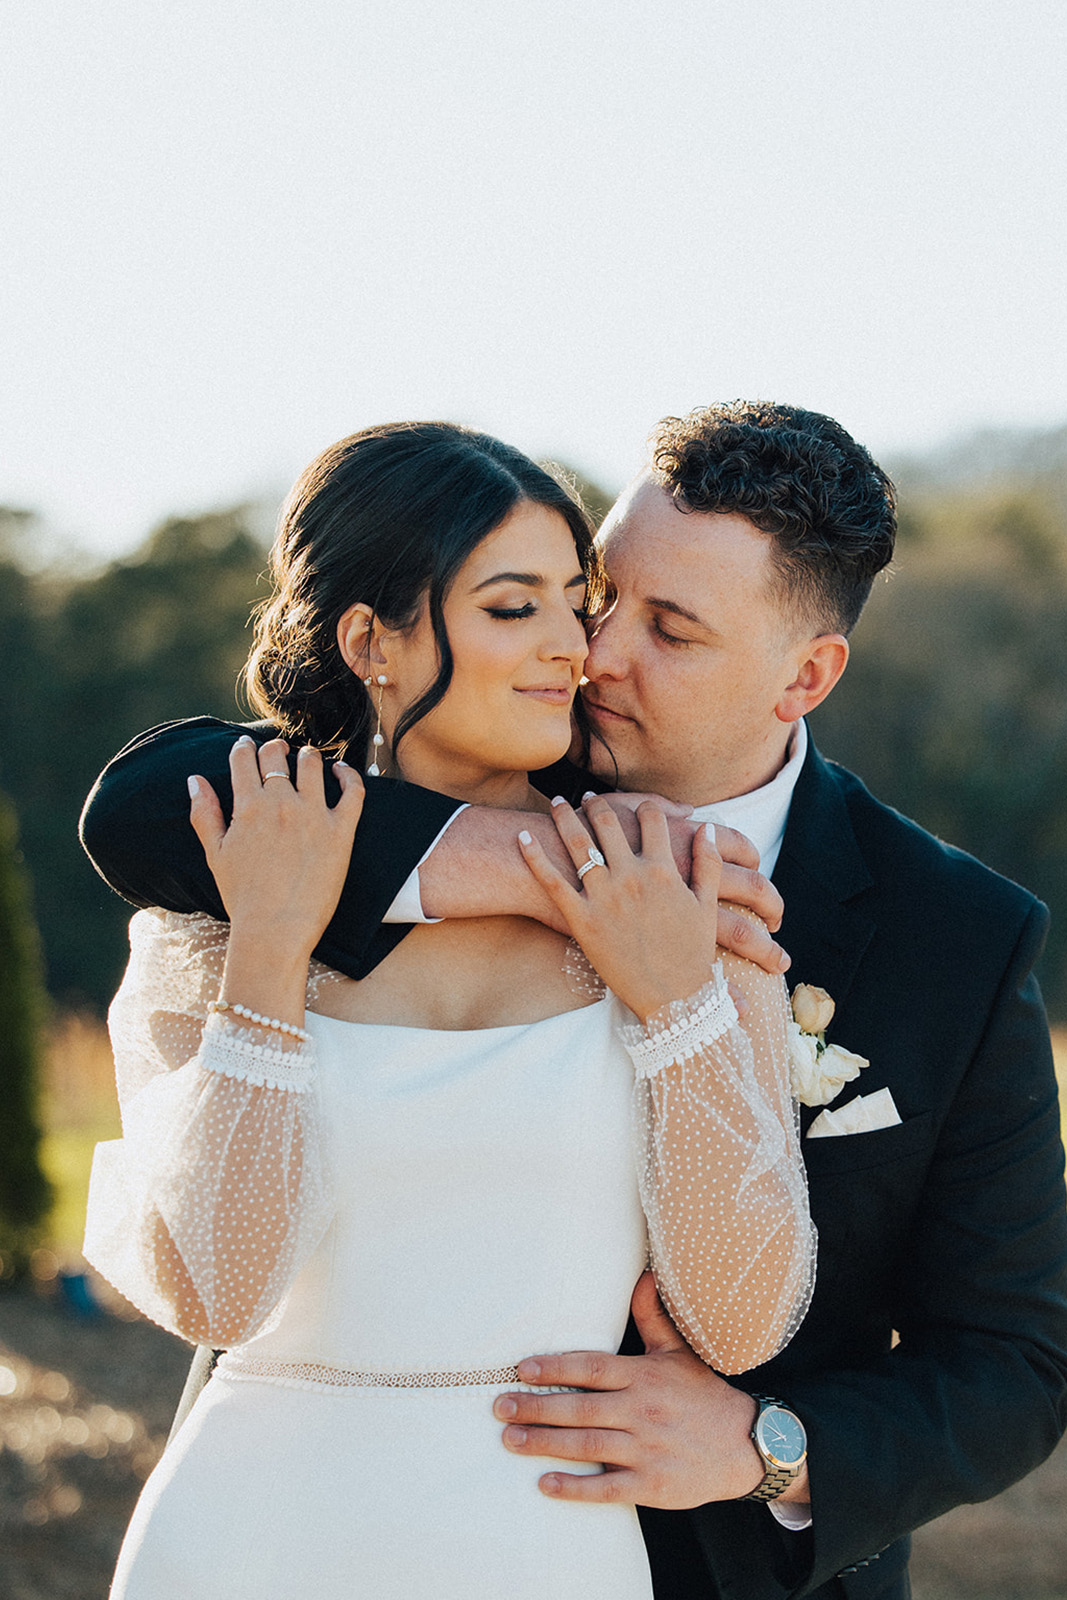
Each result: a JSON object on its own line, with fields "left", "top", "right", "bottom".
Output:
{"left": 742, "top": 1394, "right": 808, "bottom": 1502}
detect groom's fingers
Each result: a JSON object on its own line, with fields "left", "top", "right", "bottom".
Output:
{"left": 502, "top": 1423, "right": 633, "bottom": 1468}
{"left": 539, "top": 1468, "right": 640, "bottom": 1503}
{"left": 717, "top": 903, "right": 791, "bottom": 974}
{"left": 515, "top": 1350, "right": 629, "bottom": 1389}
{"left": 718, "top": 860, "right": 783, "bottom": 932}
{"left": 494, "top": 1387, "right": 622, "bottom": 1430}
{"left": 709, "top": 823, "right": 759, "bottom": 872}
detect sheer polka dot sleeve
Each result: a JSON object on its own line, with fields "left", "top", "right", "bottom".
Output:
{"left": 621, "top": 953, "right": 816, "bottom": 1375}
{"left": 83, "top": 909, "right": 333, "bottom": 1347}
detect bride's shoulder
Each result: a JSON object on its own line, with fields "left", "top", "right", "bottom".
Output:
{"left": 122, "top": 910, "right": 231, "bottom": 999}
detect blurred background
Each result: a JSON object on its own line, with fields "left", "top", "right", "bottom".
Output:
{"left": 1, "top": 2, "right": 1065, "bottom": 1596}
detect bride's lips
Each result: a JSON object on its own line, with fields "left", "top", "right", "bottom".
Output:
{"left": 514, "top": 684, "right": 574, "bottom": 705}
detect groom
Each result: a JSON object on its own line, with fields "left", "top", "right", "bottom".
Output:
{"left": 82, "top": 402, "right": 1067, "bottom": 1599}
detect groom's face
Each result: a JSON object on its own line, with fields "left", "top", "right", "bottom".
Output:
{"left": 581, "top": 476, "right": 808, "bottom": 805}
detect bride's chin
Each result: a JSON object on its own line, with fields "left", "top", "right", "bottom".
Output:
{"left": 524, "top": 735, "right": 576, "bottom": 771}
{"left": 489, "top": 729, "right": 574, "bottom": 775}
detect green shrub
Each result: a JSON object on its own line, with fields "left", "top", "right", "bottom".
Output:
{"left": 0, "top": 790, "right": 52, "bottom": 1276}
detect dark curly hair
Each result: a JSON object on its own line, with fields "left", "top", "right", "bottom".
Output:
{"left": 246, "top": 421, "right": 603, "bottom": 767}
{"left": 649, "top": 401, "right": 896, "bottom": 634}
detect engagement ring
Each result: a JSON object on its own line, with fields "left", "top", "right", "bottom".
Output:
{"left": 577, "top": 847, "right": 607, "bottom": 881}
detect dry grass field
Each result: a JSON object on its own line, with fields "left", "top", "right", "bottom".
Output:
{"left": 0, "top": 1019, "right": 1063, "bottom": 1599}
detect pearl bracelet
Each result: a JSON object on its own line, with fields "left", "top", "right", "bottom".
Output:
{"left": 208, "top": 998, "right": 311, "bottom": 1044}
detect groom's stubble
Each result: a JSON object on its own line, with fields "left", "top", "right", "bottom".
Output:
{"left": 578, "top": 476, "right": 832, "bottom": 808}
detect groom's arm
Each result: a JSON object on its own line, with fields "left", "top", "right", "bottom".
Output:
{"left": 78, "top": 717, "right": 577, "bottom": 949}
{"left": 82, "top": 719, "right": 791, "bottom": 976}
{"left": 766, "top": 901, "right": 1067, "bottom": 1590}
{"left": 79, "top": 717, "right": 462, "bottom": 979}
{"left": 491, "top": 894, "right": 1067, "bottom": 1596}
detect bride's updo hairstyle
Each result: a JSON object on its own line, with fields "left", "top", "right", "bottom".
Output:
{"left": 246, "top": 421, "right": 602, "bottom": 767}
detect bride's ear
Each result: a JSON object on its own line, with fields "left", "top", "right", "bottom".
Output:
{"left": 337, "top": 603, "right": 388, "bottom": 679}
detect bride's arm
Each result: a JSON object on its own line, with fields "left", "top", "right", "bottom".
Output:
{"left": 518, "top": 799, "right": 814, "bottom": 1375}
{"left": 83, "top": 737, "right": 364, "bottom": 1347}
{"left": 85, "top": 910, "right": 330, "bottom": 1346}
{"left": 622, "top": 951, "right": 813, "bottom": 1373}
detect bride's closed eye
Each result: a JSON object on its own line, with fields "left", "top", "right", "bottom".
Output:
{"left": 484, "top": 603, "right": 589, "bottom": 621}
{"left": 485, "top": 603, "right": 537, "bottom": 620}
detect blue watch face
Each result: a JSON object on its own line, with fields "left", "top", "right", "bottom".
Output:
{"left": 756, "top": 1405, "right": 807, "bottom": 1467}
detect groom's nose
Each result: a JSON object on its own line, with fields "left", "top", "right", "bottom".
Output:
{"left": 583, "top": 606, "right": 628, "bottom": 682}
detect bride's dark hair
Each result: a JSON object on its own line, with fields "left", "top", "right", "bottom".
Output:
{"left": 246, "top": 421, "right": 603, "bottom": 767}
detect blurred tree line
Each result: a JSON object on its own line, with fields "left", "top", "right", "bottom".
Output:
{"left": 0, "top": 507, "right": 272, "bottom": 1010}
{"left": 810, "top": 479, "right": 1067, "bottom": 1018}
{"left": 0, "top": 430, "right": 1065, "bottom": 1023}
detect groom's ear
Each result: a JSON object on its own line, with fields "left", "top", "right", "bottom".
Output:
{"left": 337, "top": 602, "right": 388, "bottom": 678}
{"left": 774, "top": 634, "right": 849, "bottom": 724}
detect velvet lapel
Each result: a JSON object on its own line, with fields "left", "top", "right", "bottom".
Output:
{"left": 772, "top": 740, "right": 876, "bottom": 1022}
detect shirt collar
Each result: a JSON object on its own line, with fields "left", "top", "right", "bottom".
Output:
{"left": 688, "top": 720, "right": 808, "bottom": 877}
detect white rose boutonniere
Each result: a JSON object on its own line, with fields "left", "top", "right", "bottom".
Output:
{"left": 787, "top": 984, "right": 869, "bottom": 1107}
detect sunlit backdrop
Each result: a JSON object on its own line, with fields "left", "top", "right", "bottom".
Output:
{"left": 2, "top": 0, "right": 1065, "bottom": 557}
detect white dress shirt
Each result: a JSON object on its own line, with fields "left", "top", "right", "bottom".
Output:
{"left": 688, "top": 719, "right": 808, "bottom": 879}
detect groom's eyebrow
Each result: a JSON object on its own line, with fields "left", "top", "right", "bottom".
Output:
{"left": 471, "top": 571, "right": 587, "bottom": 592}
{"left": 647, "top": 595, "right": 716, "bottom": 632}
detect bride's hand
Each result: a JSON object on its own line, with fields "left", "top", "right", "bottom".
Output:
{"left": 188, "top": 735, "right": 365, "bottom": 963}
{"left": 518, "top": 797, "right": 723, "bottom": 1022}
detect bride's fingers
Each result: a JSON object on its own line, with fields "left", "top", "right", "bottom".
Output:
{"left": 294, "top": 743, "right": 324, "bottom": 800}
{"left": 331, "top": 759, "right": 366, "bottom": 831}
{"left": 230, "top": 735, "right": 270, "bottom": 811}
{"left": 187, "top": 774, "right": 225, "bottom": 860}
{"left": 690, "top": 822, "right": 724, "bottom": 920}
{"left": 557, "top": 794, "right": 630, "bottom": 871}
{"left": 255, "top": 737, "right": 293, "bottom": 790}
{"left": 518, "top": 828, "right": 586, "bottom": 923}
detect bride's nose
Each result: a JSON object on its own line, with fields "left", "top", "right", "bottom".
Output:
{"left": 538, "top": 604, "right": 588, "bottom": 666}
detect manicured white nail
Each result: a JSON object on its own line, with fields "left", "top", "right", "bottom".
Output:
{"left": 334, "top": 758, "right": 350, "bottom": 770}
{"left": 187, "top": 776, "right": 200, "bottom": 798}
{"left": 551, "top": 795, "right": 567, "bottom": 807}
{"left": 518, "top": 830, "right": 532, "bottom": 845}
{"left": 705, "top": 823, "right": 717, "bottom": 842}
{"left": 582, "top": 791, "right": 597, "bottom": 801}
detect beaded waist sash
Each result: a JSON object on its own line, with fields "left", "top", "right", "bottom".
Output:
{"left": 216, "top": 1351, "right": 523, "bottom": 1392}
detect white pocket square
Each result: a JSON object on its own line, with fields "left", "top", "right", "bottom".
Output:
{"left": 806, "top": 1086, "right": 902, "bottom": 1139}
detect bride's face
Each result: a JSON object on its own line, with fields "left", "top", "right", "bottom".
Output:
{"left": 380, "top": 501, "right": 589, "bottom": 793}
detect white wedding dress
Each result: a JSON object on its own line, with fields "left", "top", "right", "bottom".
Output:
{"left": 84, "top": 910, "right": 814, "bottom": 1600}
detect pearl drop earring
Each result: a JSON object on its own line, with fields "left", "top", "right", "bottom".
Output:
{"left": 364, "top": 673, "right": 388, "bottom": 776}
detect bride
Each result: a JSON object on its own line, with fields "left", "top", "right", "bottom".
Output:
{"left": 83, "top": 421, "right": 814, "bottom": 1599}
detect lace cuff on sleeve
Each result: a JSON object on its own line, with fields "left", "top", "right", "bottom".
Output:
{"left": 621, "top": 961, "right": 816, "bottom": 1375}
{"left": 83, "top": 910, "right": 333, "bottom": 1347}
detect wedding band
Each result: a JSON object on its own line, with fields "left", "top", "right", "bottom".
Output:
{"left": 577, "top": 848, "right": 606, "bottom": 881}
{"left": 262, "top": 771, "right": 290, "bottom": 782}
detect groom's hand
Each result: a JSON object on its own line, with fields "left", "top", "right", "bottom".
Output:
{"left": 494, "top": 1272, "right": 775, "bottom": 1509}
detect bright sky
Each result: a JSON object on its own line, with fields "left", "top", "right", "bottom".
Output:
{"left": 2, "top": 0, "right": 1065, "bottom": 558}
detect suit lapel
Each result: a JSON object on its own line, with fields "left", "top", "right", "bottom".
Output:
{"left": 773, "top": 741, "right": 876, "bottom": 1023}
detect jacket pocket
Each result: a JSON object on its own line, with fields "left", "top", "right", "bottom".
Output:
{"left": 801, "top": 1111, "right": 934, "bottom": 1175}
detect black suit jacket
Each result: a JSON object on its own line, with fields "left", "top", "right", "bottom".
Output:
{"left": 80, "top": 720, "right": 1067, "bottom": 1600}
{"left": 634, "top": 738, "right": 1067, "bottom": 1600}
